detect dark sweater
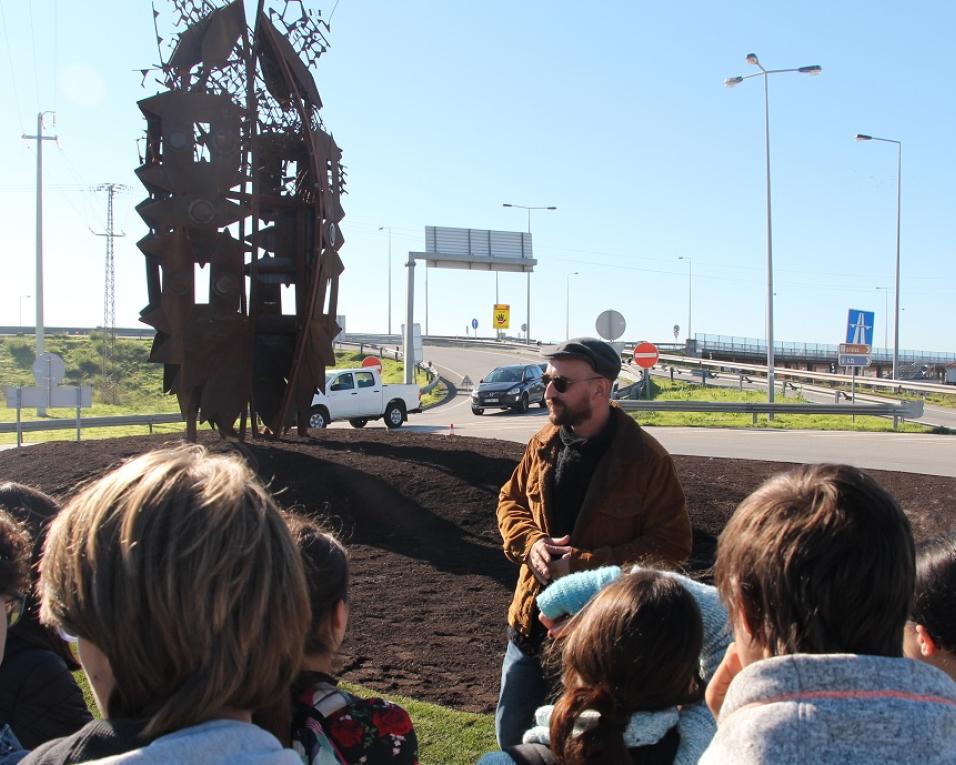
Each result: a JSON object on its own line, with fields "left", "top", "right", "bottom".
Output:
{"left": 0, "top": 636, "right": 92, "bottom": 750}
{"left": 18, "top": 719, "right": 147, "bottom": 765}
{"left": 550, "top": 414, "right": 618, "bottom": 537}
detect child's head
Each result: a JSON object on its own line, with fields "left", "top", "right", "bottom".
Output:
{"left": 715, "top": 463, "right": 914, "bottom": 663}
{"left": 905, "top": 534, "right": 956, "bottom": 682}
{"left": 0, "top": 482, "right": 80, "bottom": 668}
{"left": 550, "top": 571, "right": 704, "bottom": 765}
{"left": 0, "top": 508, "right": 31, "bottom": 658}
{"left": 39, "top": 444, "right": 310, "bottom": 739}
{"left": 286, "top": 515, "right": 350, "bottom": 658}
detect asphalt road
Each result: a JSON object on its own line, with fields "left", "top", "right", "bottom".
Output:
{"left": 326, "top": 343, "right": 956, "bottom": 477}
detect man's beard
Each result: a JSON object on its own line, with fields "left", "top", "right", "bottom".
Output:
{"left": 547, "top": 397, "right": 591, "bottom": 428}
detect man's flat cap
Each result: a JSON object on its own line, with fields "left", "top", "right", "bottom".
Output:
{"left": 544, "top": 337, "right": 621, "bottom": 380}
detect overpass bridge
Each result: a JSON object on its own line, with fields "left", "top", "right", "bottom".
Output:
{"left": 687, "top": 334, "right": 955, "bottom": 381}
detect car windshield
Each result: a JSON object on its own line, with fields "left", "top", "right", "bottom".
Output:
{"left": 485, "top": 367, "right": 522, "bottom": 383}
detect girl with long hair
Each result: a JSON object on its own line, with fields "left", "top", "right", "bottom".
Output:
{"left": 479, "top": 566, "right": 729, "bottom": 765}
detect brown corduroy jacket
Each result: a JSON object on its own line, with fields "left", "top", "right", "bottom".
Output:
{"left": 497, "top": 405, "right": 692, "bottom": 637}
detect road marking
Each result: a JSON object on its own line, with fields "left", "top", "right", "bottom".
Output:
{"left": 429, "top": 360, "right": 468, "bottom": 381}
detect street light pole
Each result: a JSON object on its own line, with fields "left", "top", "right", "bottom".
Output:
{"left": 875, "top": 286, "right": 889, "bottom": 356}
{"left": 502, "top": 203, "right": 557, "bottom": 344}
{"left": 678, "top": 256, "right": 692, "bottom": 342}
{"left": 565, "top": 272, "right": 578, "bottom": 339}
{"left": 378, "top": 226, "right": 392, "bottom": 336}
{"left": 856, "top": 134, "right": 902, "bottom": 380}
{"left": 725, "top": 55, "right": 821, "bottom": 406}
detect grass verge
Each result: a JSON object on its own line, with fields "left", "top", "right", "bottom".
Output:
{"left": 72, "top": 670, "right": 494, "bottom": 765}
{"left": 339, "top": 682, "right": 496, "bottom": 765}
{"left": 628, "top": 378, "right": 934, "bottom": 433}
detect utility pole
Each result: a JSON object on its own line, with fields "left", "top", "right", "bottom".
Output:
{"left": 92, "top": 183, "right": 129, "bottom": 395}
{"left": 22, "top": 111, "right": 57, "bottom": 415}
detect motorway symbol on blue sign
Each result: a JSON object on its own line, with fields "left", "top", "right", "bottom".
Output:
{"left": 471, "top": 318, "right": 478, "bottom": 329}
{"left": 839, "top": 354, "right": 872, "bottom": 367}
{"left": 846, "top": 309, "right": 875, "bottom": 346}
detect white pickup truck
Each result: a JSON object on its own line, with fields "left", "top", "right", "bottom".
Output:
{"left": 309, "top": 367, "right": 421, "bottom": 429}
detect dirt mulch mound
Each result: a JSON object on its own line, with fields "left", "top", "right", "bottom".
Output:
{"left": 2, "top": 430, "right": 954, "bottom": 714}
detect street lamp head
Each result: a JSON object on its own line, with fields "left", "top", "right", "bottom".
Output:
{"left": 546, "top": 206, "right": 557, "bottom": 210}
{"left": 798, "top": 65, "right": 822, "bottom": 75}
{"left": 745, "top": 53, "right": 760, "bottom": 66}
{"left": 502, "top": 203, "right": 513, "bottom": 208}
{"left": 855, "top": 134, "right": 873, "bottom": 142}
{"left": 724, "top": 76, "right": 743, "bottom": 88}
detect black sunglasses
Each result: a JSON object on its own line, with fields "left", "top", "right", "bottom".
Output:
{"left": 541, "top": 373, "right": 603, "bottom": 393}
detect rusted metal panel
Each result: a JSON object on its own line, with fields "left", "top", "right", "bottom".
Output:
{"left": 136, "top": 0, "right": 344, "bottom": 440}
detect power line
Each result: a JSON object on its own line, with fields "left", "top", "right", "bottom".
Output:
{"left": 26, "top": 1, "right": 41, "bottom": 112}
{"left": 52, "top": 141, "right": 101, "bottom": 227}
{"left": 0, "top": 0, "right": 25, "bottom": 133}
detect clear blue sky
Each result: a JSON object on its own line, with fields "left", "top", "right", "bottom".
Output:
{"left": 1, "top": 1, "right": 953, "bottom": 352}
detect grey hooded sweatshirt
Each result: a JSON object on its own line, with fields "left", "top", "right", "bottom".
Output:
{"left": 700, "top": 653, "right": 956, "bottom": 764}
{"left": 31, "top": 719, "right": 301, "bottom": 765}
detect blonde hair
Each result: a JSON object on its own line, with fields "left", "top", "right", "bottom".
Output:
{"left": 40, "top": 444, "right": 310, "bottom": 739}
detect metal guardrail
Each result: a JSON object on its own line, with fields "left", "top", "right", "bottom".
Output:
{"left": 616, "top": 398, "right": 923, "bottom": 429}
{"left": 1, "top": 413, "right": 184, "bottom": 446}
{"left": 3, "top": 347, "right": 443, "bottom": 448}
{"left": 625, "top": 350, "right": 956, "bottom": 397}
{"left": 334, "top": 341, "right": 442, "bottom": 394}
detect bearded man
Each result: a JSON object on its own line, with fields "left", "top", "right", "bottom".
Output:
{"left": 494, "top": 337, "right": 692, "bottom": 747}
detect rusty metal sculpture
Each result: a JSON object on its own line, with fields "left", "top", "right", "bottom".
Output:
{"left": 136, "top": 0, "right": 344, "bottom": 440}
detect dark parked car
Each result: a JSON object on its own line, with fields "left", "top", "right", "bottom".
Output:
{"left": 471, "top": 363, "right": 547, "bottom": 415}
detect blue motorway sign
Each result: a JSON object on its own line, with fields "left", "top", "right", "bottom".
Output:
{"left": 846, "top": 309, "right": 875, "bottom": 346}
{"left": 471, "top": 318, "right": 478, "bottom": 330}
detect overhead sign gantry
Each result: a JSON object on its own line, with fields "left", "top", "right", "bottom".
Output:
{"left": 402, "top": 226, "right": 537, "bottom": 382}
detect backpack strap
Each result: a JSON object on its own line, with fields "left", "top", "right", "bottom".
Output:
{"left": 305, "top": 682, "right": 350, "bottom": 719}
{"left": 292, "top": 682, "right": 350, "bottom": 765}
{"left": 502, "top": 742, "right": 558, "bottom": 765}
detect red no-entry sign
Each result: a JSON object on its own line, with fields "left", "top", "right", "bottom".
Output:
{"left": 632, "top": 341, "right": 659, "bottom": 369}
{"left": 362, "top": 356, "right": 383, "bottom": 370}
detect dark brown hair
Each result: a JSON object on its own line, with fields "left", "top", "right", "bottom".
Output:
{"left": 550, "top": 571, "right": 704, "bottom": 765}
{"left": 911, "top": 534, "right": 956, "bottom": 653}
{"left": 715, "top": 463, "right": 914, "bottom": 657}
{"left": 285, "top": 514, "right": 350, "bottom": 656}
{"left": 0, "top": 482, "right": 79, "bottom": 669}
{"left": 0, "top": 509, "right": 31, "bottom": 599}
{"left": 40, "top": 445, "right": 310, "bottom": 739}
{"left": 254, "top": 515, "right": 349, "bottom": 744}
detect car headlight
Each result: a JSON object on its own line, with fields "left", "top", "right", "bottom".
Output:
{"left": 507, "top": 386, "right": 521, "bottom": 395}
{"left": 471, "top": 392, "right": 479, "bottom": 399}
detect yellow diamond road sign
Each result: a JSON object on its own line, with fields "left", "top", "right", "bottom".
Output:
{"left": 493, "top": 304, "right": 510, "bottom": 329}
